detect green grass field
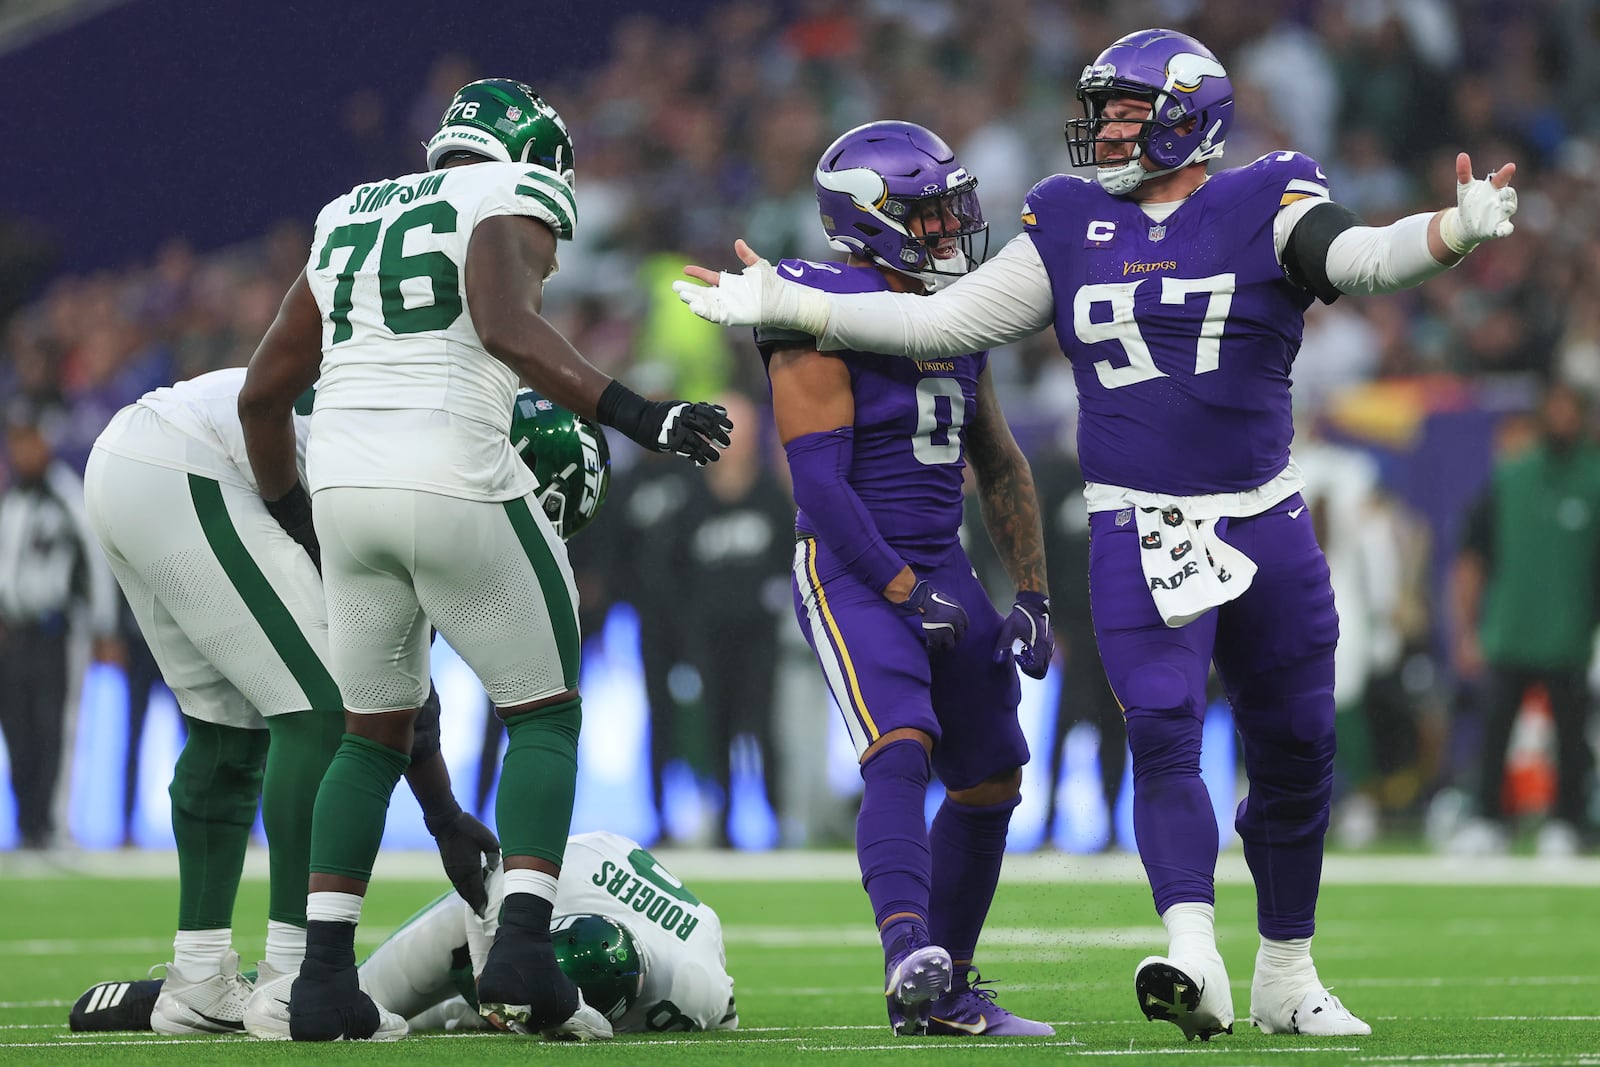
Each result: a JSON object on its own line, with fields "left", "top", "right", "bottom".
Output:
{"left": 3, "top": 850, "right": 1598, "bottom": 1065}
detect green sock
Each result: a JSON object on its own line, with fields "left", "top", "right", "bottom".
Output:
{"left": 496, "top": 697, "right": 582, "bottom": 866}
{"left": 170, "top": 716, "right": 269, "bottom": 930}
{"left": 262, "top": 708, "right": 344, "bottom": 926}
{"left": 308, "top": 733, "right": 409, "bottom": 883}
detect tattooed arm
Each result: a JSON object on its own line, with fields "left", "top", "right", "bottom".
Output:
{"left": 965, "top": 369, "right": 1047, "bottom": 596}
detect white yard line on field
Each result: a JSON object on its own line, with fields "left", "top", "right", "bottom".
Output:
{"left": 6, "top": 848, "right": 1600, "bottom": 886}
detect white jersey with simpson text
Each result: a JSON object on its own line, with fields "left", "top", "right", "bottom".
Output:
{"left": 304, "top": 160, "right": 575, "bottom": 501}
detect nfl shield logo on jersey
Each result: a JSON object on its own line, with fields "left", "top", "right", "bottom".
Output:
{"left": 1148, "top": 224, "right": 1167, "bottom": 242}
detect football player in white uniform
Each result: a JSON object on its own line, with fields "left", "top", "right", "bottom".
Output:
{"left": 237, "top": 78, "right": 732, "bottom": 1042}
{"left": 74, "top": 384, "right": 611, "bottom": 1038}
{"left": 356, "top": 832, "right": 736, "bottom": 1036}
{"left": 83, "top": 369, "right": 606, "bottom": 1036}
{"left": 71, "top": 832, "right": 736, "bottom": 1039}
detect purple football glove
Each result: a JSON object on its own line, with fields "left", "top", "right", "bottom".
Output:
{"left": 903, "top": 579, "right": 969, "bottom": 653}
{"left": 994, "top": 591, "right": 1053, "bottom": 679}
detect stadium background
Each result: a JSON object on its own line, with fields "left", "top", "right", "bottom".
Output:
{"left": 1, "top": 0, "right": 1595, "bottom": 858}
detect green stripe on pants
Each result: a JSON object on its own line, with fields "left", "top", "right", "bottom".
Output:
{"left": 186, "top": 474, "right": 342, "bottom": 711}
{"left": 501, "top": 497, "right": 580, "bottom": 688}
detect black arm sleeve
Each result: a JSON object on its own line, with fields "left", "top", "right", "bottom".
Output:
{"left": 1280, "top": 201, "right": 1365, "bottom": 305}
{"left": 754, "top": 325, "right": 818, "bottom": 357}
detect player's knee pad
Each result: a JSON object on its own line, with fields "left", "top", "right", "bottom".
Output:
{"left": 171, "top": 718, "right": 267, "bottom": 824}
{"left": 1115, "top": 661, "right": 1196, "bottom": 716}
{"left": 1124, "top": 707, "right": 1203, "bottom": 780}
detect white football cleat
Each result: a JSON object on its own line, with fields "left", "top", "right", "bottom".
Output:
{"left": 541, "top": 990, "right": 614, "bottom": 1042}
{"left": 244, "top": 962, "right": 407, "bottom": 1041}
{"left": 1135, "top": 952, "right": 1234, "bottom": 1041}
{"left": 482, "top": 988, "right": 613, "bottom": 1041}
{"left": 151, "top": 949, "right": 253, "bottom": 1034}
{"left": 1251, "top": 985, "right": 1371, "bottom": 1036}
{"left": 241, "top": 961, "right": 295, "bottom": 1040}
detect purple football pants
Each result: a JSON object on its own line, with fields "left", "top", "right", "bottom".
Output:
{"left": 1090, "top": 493, "right": 1337, "bottom": 940}
{"left": 790, "top": 537, "right": 1029, "bottom": 790}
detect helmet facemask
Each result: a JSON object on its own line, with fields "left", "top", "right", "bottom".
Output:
{"left": 879, "top": 183, "right": 988, "bottom": 288}
{"left": 1063, "top": 30, "right": 1234, "bottom": 197}
{"left": 814, "top": 120, "right": 989, "bottom": 292}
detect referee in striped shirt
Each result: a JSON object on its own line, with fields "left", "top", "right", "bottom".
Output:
{"left": 0, "top": 407, "right": 121, "bottom": 849}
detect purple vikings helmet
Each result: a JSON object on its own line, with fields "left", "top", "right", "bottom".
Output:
{"left": 814, "top": 121, "right": 987, "bottom": 290}
{"left": 1065, "top": 28, "right": 1234, "bottom": 196}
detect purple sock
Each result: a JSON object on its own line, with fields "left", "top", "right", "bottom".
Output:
{"left": 1234, "top": 673, "right": 1336, "bottom": 940}
{"left": 928, "top": 792, "right": 1019, "bottom": 968}
{"left": 1126, "top": 710, "right": 1218, "bottom": 914}
{"left": 856, "top": 739, "right": 933, "bottom": 951}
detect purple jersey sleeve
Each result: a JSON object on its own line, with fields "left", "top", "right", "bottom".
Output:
{"left": 759, "top": 259, "right": 988, "bottom": 569}
{"left": 1023, "top": 153, "right": 1327, "bottom": 495}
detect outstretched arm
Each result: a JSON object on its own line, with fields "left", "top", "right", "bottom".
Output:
{"left": 468, "top": 215, "right": 732, "bottom": 464}
{"left": 1280, "top": 152, "right": 1517, "bottom": 301}
{"left": 678, "top": 235, "right": 1055, "bottom": 359}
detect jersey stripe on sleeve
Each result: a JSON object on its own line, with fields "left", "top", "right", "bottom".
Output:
{"left": 514, "top": 169, "right": 576, "bottom": 239}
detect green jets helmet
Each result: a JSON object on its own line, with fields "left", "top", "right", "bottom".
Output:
{"left": 551, "top": 914, "right": 644, "bottom": 1023}
{"left": 510, "top": 389, "right": 610, "bottom": 541}
{"left": 425, "top": 78, "right": 576, "bottom": 189}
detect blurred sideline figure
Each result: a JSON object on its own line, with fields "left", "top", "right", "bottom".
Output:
{"left": 680, "top": 26, "right": 1518, "bottom": 1042}
{"left": 0, "top": 407, "right": 121, "bottom": 849}
{"left": 758, "top": 121, "right": 1055, "bottom": 1037}
{"left": 678, "top": 391, "right": 794, "bottom": 846}
{"left": 1449, "top": 381, "right": 1600, "bottom": 857}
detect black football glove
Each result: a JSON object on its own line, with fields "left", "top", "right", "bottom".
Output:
{"left": 423, "top": 810, "right": 501, "bottom": 917}
{"left": 596, "top": 380, "right": 733, "bottom": 466}
{"left": 264, "top": 483, "right": 321, "bottom": 572}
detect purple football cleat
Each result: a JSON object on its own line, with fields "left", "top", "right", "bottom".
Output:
{"left": 927, "top": 969, "right": 1055, "bottom": 1037}
{"left": 883, "top": 929, "right": 953, "bottom": 1037}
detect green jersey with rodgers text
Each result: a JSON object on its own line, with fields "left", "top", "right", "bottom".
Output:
{"left": 303, "top": 160, "right": 575, "bottom": 502}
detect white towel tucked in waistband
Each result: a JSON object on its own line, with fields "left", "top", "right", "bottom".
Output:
{"left": 1133, "top": 505, "right": 1258, "bottom": 627}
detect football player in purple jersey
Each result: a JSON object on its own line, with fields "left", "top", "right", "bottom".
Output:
{"left": 677, "top": 28, "right": 1519, "bottom": 1043}
{"left": 757, "top": 121, "right": 1054, "bottom": 1038}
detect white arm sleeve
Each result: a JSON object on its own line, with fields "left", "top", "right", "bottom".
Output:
{"left": 815, "top": 233, "right": 1056, "bottom": 357}
{"left": 1274, "top": 197, "right": 1449, "bottom": 296}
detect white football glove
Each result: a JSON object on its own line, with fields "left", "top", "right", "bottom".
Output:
{"left": 671, "top": 258, "right": 831, "bottom": 335}
{"left": 1439, "top": 172, "right": 1518, "bottom": 255}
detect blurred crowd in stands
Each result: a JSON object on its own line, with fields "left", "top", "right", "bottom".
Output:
{"left": 4, "top": 0, "right": 1600, "bottom": 853}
